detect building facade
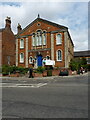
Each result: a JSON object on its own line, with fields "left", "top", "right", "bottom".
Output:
{"left": 16, "top": 16, "right": 74, "bottom": 68}
{"left": 74, "top": 50, "right": 90, "bottom": 65}
{"left": 0, "top": 17, "right": 16, "bottom": 66}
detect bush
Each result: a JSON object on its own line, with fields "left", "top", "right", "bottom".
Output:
{"left": 2, "top": 65, "right": 28, "bottom": 75}
{"left": 36, "top": 67, "right": 45, "bottom": 73}
{"left": 17, "top": 67, "right": 28, "bottom": 74}
{"left": 2, "top": 65, "right": 10, "bottom": 75}
{"left": 69, "top": 58, "right": 87, "bottom": 71}
{"left": 47, "top": 70, "right": 52, "bottom": 76}
{"left": 87, "top": 64, "right": 90, "bottom": 71}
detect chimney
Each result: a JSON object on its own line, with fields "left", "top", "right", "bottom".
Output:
{"left": 17, "top": 23, "right": 22, "bottom": 33}
{"left": 5, "top": 16, "right": 11, "bottom": 29}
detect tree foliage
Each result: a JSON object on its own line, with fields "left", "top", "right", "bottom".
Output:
{"left": 69, "top": 58, "right": 87, "bottom": 71}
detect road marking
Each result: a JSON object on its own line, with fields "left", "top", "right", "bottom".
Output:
{"left": 0, "top": 83, "right": 47, "bottom": 88}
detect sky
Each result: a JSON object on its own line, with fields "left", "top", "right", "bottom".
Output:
{"left": 0, "top": 0, "right": 89, "bottom": 51}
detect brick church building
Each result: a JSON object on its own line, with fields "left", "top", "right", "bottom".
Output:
{"left": 0, "top": 17, "right": 15, "bottom": 66}
{"left": 16, "top": 15, "right": 74, "bottom": 68}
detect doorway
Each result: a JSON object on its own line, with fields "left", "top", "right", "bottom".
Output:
{"left": 37, "top": 55, "right": 42, "bottom": 67}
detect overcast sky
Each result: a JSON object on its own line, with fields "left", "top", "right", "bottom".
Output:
{"left": 0, "top": 0, "right": 89, "bottom": 51}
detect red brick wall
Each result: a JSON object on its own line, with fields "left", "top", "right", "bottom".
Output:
{"left": 2, "top": 28, "right": 15, "bottom": 66}
{"left": 54, "top": 32, "right": 65, "bottom": 67}
{"left": 17, "top": 20, "right": 66, "bottom": 68}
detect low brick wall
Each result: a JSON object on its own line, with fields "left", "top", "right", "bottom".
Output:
{"left": 2, "top": 69, "right": 77, "bottom": 77}
{"left": 43, "top": 71, "right": 47, "bottom": 77}
{"left": 52, "top": 69, "right": 60, "bottom": 76}
{"left": 34, "top": 73, "right": 43, "bottom": 77}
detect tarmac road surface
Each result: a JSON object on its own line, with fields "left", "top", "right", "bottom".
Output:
{"left": 1, "top": 73, "right": 89, "bottom": 119}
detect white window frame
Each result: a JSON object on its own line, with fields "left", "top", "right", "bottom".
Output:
{"left": 35, "top": 30, "right": 43, "bottom": 46}
{"left": 56, "top": 50, "right": 62, "bottom": 61}
{"left": 29, "top": 56, "right": 33, "bottom": 64}
{"left": 39, "top": 35, "right": 42, "bottom": 45}
{"left": 43, "top": 31, "right": 46, "bottom": 45}
{"left": 36, "top": 35, "right": 39, "bottom": 46}
{"left": 32, "top": 34, "right": 35, "bottom": 46}
{"left": 56, "top": 33, "right": 62, "bottom": 45}
{"left": 46, "top": 55, "right": 50, "bottom": 60}
{"left": 20, "top": 39, "right": 24, "bottom": 49}
{"left": 20, "top": 53, "right": 24, "bottom": 63}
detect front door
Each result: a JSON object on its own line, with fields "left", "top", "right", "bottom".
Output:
{"left": 37, "top": 55, "right": 42, "bottom": 67}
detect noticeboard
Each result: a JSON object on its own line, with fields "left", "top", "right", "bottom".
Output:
{"left": 45, "top": 60, "right": 55, "bottom": 65}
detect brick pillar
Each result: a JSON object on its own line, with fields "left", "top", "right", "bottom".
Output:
{"left": 64, "top": 32, "right": 68, "bottom": 68}
{"left": 25, "top": 38, "right": 28, "bottom": 68}
{"left": 51, "top": 33, "right": 54, "bottom": 60}
{"left": 16, "top": 39, "right": 18, "bottom": 66}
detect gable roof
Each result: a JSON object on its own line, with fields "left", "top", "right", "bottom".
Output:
{"left": 16, "top": 17, "right": 68, "bottom": 36}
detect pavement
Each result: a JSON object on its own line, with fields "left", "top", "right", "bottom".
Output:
{"left": 0, "top": 71, "right": 89, "bottom": 80}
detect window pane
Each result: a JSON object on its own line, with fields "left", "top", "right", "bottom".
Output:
{"left": 39, "top": 35, "right": 42, "bottom": 45}
{"left": 20, "top": 53, "right": 24, "bottom": 63}
{"left": 20, "top": 39, "right": 24, "bottom": 48}
{"left": 46, "top": 56, "right": 50, "bottom": 60}
{"left": 56, "top": 34, "right": 62, "bottom": 44}
{"left": 57, "top": 50, "right": 62, "bottom": 61}
{"left": 43, "top": 34, "right": 46, "bottom": 45}
{"left": 36, "top": 36, "right": 39, "bottom": 46}
{"left": 32, "top": 36, "right": 35, "bottom": 46}
{"left": 29, "top": 57, "right": 33, "bottom": 63}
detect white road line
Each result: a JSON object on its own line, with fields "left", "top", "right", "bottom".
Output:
{"left": 37, "top": 83, "right": 47, "bottom": 88}
{"left": 0, "top": 83, "right": 47, "bottom": 88}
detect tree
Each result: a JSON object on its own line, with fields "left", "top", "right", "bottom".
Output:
{"left": 69, "top": 58, "right": 87, "bottom": 71}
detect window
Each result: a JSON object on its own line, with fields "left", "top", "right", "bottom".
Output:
{"left": 57, "top": 50, "right": 62, "bottom": 61}
{"left": 32, "top": 34, "right": 35, "bottom": 46}
{"left": 43, "top": 31, "right": 46, "bottom": 45}
{"left": 36, "top": 35, "right": 39, "bottom": 46}
{"left": 37, "top": 23, "right": 41, "bottom": 26}
{"left": 29, "top": 56, "right": 33, "bottom": 64}
{"left": 20, "top": 39, "right": 24, "bottom": 48}
{"left": 36, "top": 30, "right": 42, "bottom": 46}
{"left": 32, "top": 30, "right": 47, "bottom": 46}
{"left": 56, "top": 33, "right": 62, "bottom": 45}
{"left": 39, "top": 35, "right": 42, "bottom": 45}
{"left": 46, "top": 56, "right": 50, "bottom": 60}
{"left": 7, "top": 56, "right": 10, "bottom": 65}
{"left": 20, "top": 53, "right": 24, "bottom": 63}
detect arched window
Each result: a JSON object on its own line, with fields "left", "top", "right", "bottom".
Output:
{"left": 20, "top": 39, "right": 24, "bottom": 48}
{"left": 39, "top": 35, "right": 42, "bottom": 45}
{"left": 56, "top": 33, "right": 62, "bottom": 45}
{"left": 32, "top": 33, "right": 35, "bottom": 46}
{"left": 36, "top": 30, "right": 42, "bottom": 46}
{"left": 43, "top": 31, "right": 46, "bottom": 45}
{"left": 29, "top": 56, "right": 33, "bottom": 64}
{"left": 20, "top": 53, "right": 24, "bottom": 63}
{"left": 46, "top": 55, "right": 50, "bottom": 60}
{"left": 57, "top": 50, "right": 62, "bottom": 61}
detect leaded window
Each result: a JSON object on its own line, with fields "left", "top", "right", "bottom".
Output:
{"left": 57, "top": 50, "right": 62, "bottom": 61}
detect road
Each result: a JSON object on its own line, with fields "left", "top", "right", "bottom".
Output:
{"left": 1, "top": 73, "right": 88, "bottom": 119}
